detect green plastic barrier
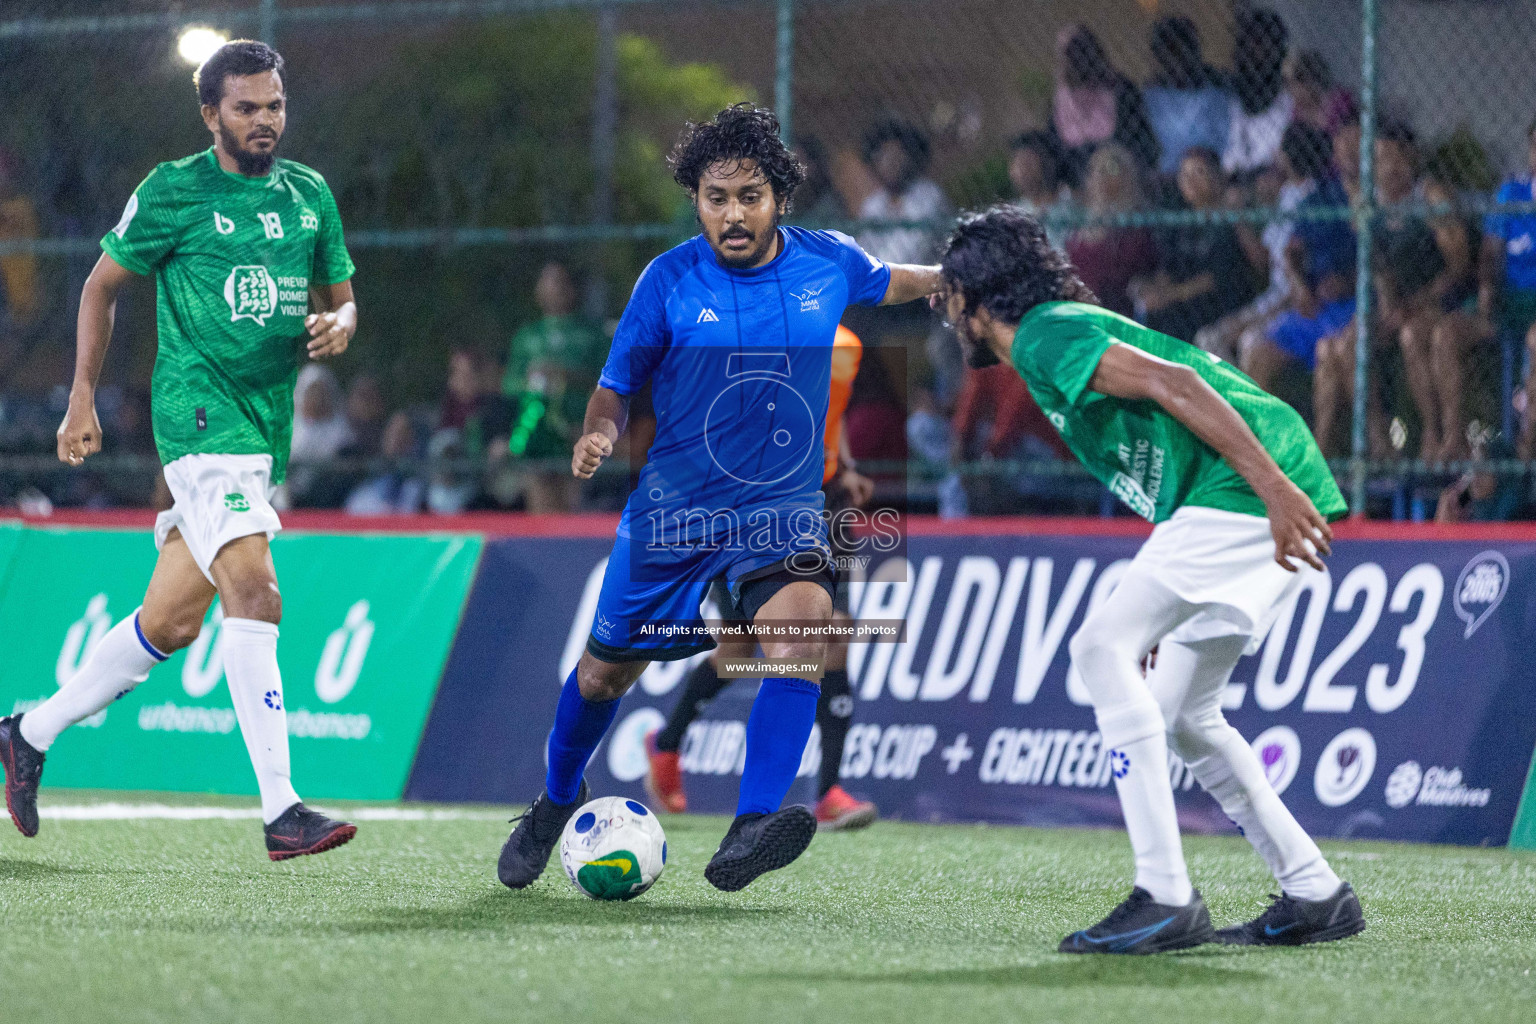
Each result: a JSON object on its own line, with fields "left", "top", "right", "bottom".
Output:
{"left": 1511, "top": 754, "right": 1536, "bottom": 851}
{"left": 0, "top": 524, "right": 481, "bottom": 800}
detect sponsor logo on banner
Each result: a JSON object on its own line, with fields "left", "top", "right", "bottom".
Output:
{"left": 1452, "top": 551, "right": 1509, "bottom": 638}
{"left": 1251, "top": 726, "right": 1302, "bottom": 795}
{"left": 1385, "top": 761, "right": 1491, "bottom": 809}
{"left": 1314, "top": 728, "right": 1377, "bottom": 807}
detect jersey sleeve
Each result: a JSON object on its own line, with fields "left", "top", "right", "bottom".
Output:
{"left": 808, "top": 229, "right": 892, "bottom": 307}
{"left": 1012, "top": 308, "right": 1112, "bottom": 407}
{"left": 100, "top": 169, "right": 181, "bottom": 275}
{"left": 311, "top": 180, "right": 356, "bottom": 286}
{"left": 598, "top": 259, "right": 673, "bottom": 395}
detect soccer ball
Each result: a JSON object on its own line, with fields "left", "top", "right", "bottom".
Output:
{"left": 559, "top": 796, "right": 667, "bottom": 901}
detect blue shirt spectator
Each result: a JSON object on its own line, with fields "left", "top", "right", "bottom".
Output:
{"left": 1142, "top": 17, "right": 1230, "bottom": 177}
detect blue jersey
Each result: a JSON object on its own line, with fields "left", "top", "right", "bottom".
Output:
{"left": 1486, "top": 179, "right": 1536, "bottom": 293}
{"left": 599, "top": 228, "right": 890, "bottom": 554}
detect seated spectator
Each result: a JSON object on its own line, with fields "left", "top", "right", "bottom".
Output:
{"left": 1198, "top": 123, "right": 1339, "bottom": 375}
{"left": 1224, "top": 8, "right": 1293, "bottom": 178}
{"left": 501, "top": 261, "right": 604, "bottom": 511}
{"left": 1284, "top": 50, "right": 1357, "bottom": 137}
{"left": 0, "top": 148, "right": 41, "bottom": 371}
{"left": 1142, "top": 16, "right": 1230, "bottom": 179}
{"left": 287, "top": 363, "right": 354, "bottom": 507}
{"left": 856, "top": 120, "right": 950, "bottom": 265}
{"left": 1314, "top": 123, "right": 1473, "bottom": 459}
{"left": 339, "top": 373, "right": 388, "bottom": 459}
{"left": 1485, "top": 119, "right": 1536, "bottom": 458}
{"left": 1051, "top": 25, "right": 1159, "bottom": 182}
{"left": 1136, "top": 147, "right": 1260, "bottom": 341}
{"left": 442, "top": 346, "right": 512, "bottom": 455}
{"left": 1065, "top": 143, "right": 1157, "bottom": 319}
{"left": 1008, "top": 131, "right": 1076, "bottom": 249}
{"left": 345, "top": 412, "right": 426, "bottom": 515}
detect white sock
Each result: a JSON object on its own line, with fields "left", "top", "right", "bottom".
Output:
{"left": 221, "top": 617, "right": 301, "bottom": 824}
{"left": 20, "top": 611, "right": 166, "bottom": 751}
{"left": 1097, "top": 700, "right": 1194, "bottom": 907}
{"left": 1189, "top": 735, "right": 1343, "bottom": 902}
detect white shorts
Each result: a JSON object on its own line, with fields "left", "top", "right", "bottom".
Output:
{"left": 154, "top": 453, "right": 283, "bottom": 584}
{"left": 1131, "top": 505, "right": 1318, "bottom": 654}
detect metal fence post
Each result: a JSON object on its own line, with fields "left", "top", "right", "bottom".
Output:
{"left": 1351, "top": 0, "right": 1379, "bottom": 515}
{"left": 259, "top": 0, "right": 278, "bottom": 44}
{"left": 775, "top": 0, "right": 794, "bottom": 139}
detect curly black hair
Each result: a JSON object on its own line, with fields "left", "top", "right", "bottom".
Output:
{"left": 195, "top": 40, "right": 284, "bottom": 107}
{"left": 669, "top": 103, "right": 806, "bottom": 209}
{"left": 940, "top": 205, "right": 1097, "bottom": 323}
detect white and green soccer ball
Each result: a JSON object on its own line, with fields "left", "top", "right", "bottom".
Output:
{"left": 559, "top": 796, "right": 667, "bottom": 901}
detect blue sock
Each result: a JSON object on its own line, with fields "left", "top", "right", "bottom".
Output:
{"left": 736, "top": 677, "right": 820, "bottom": 816}
{"left": 544, "top": 668, "right": 619, "bottom": 804}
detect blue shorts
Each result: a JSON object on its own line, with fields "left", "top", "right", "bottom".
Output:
{"left": 586, "top": 529, "right": 832, "bottom": 663}
{"left": 1265, "top": 298, "right": 1356, "bottom": 369}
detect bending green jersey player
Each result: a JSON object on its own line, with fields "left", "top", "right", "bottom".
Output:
{"left": 0, "top": 41, "right": 359, "bottom": 860}
{"left": 937, "top": 207, "right": 1364, "bottom": 955}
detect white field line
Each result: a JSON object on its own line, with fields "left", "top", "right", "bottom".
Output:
{"left": 39, "top": 803, "right": 510, "bottom": 822}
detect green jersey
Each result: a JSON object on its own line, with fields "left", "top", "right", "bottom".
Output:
{"left": 1011, "top": 301, "right": 1347, "bottom": 522}
{"left": 101, "top": 149, "right": 355, "bottom": 483}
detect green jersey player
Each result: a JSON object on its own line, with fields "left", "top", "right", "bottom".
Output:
{"left": 0, "top": 41, "right": 358, "bottom": 860}
{"left": 936, "top": 207, "right": 1365, "bottom": 954}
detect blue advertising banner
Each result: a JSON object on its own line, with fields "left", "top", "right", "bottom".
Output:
{"left": 409, "top": 529, "right": 1536, "bottom": 846}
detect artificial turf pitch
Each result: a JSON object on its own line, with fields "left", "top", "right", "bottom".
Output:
{"left": 1, "top": 792, "right": 1532, "bottom": 1024}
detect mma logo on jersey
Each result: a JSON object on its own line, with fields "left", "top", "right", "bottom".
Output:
{"left": 792, "top": 286, "right": 823, "bottom": 312}
{"left": 225, "top": 265, "right": 279, "bottom": 325}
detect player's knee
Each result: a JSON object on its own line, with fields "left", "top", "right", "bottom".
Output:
{"left": 219, "top": 576, "right": 282, "bottom": 625}
{"left": 576, "top": 653, "right": 642, "bottom": 702}
{"left": 1170, "top": 705, "right": 1238, "bottom": 762}
{"left": 1068, "top": 619, "right": 1130, "bottom": 671}
{"left": 761, "top": 638, "right": 825, "bottom": 667}
{"left": 137, "top": 609, "right": 203, "bottom": 654}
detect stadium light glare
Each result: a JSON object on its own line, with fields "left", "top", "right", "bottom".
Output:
{"left": 177, "top": 27, "right": 228, "bottom": 67}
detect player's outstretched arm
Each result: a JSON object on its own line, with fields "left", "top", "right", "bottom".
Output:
{"left": 1088, "top": 342, "right": 1332, "bottom": 573}
{"left": 572, "top": 386, "right": 629, "bottom": 480}
{"left": 305, "top": 280, "right": 357, "bottom": 360}
{"left": 880, "top": 264, "right": 944, "bottom": 306}
{"left": 58, "top": 253, "right": 139, "bottom": 465}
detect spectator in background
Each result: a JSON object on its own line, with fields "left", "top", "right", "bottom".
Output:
{"left": 1136, "top": 147, "right": 1259, "bottom": 341}
{"left": 1238, "top": 123, "right": 1357, "bottom": 395}
{"left": 1008, "top": 131, "right": 1076, "bottom": 249}
{"left": 1490, "top": 119, "right": 1536, "bottom": 458}
{"left": 501, "top": 262, "right": 603, "bottom": 511}
{"left": 345, "top": 412, "right": 425, "bottom": 516}
{"left": 287, "top": 363, "right": 354, "bottom": 507}
{"left": 1332, "top": 116, "right": 1363, "bottom": 203}
{"left": 1142, "top": 16, "right": 1230, "bottom": 180}
{"left": 857, "top": 120, "right": 950, "bottom": 265}
{"left": 1051, "top": 25, "right": 1159, "bottom": 182}
{"left": 1284, "top": 50, "right": 1357, "bottom": 137}
{"left": 339, "top": 374, "right": 388, "bottom": 459}
{"left": 790, "top": 136, "right": 848, "bottom": 224}
{"left": 0, "top": 148, "right": 41, "bottom": 368}
{"left": 1065, "top": 143, "right": 1157, "bottom": 319}
{"left": 1224, "top": 7, "right": 1292, "bottom": 178}
{"left": 1197, "top": 123, "right": 1338, "bottom": 370}
{"left": 1314, "top": 123, "right": 1473, "bottom": 459}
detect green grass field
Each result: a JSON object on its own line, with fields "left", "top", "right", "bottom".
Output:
{"left": 1, "top": 791, "right": 1532, "bottom": 1024}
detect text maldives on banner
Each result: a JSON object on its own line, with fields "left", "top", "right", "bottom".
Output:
{"left": 0, "top": 525, "right": 480, "bottom": 800}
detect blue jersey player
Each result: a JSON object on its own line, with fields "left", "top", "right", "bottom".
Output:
{"left": 498, "top": 104, "right": 941, "bottom": 893}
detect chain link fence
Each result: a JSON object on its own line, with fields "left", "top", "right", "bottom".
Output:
{"left": 3, "top": 0, "right": 1535, "bottom": 519}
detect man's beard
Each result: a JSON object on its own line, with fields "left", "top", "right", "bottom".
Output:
{"left": 710, "top": 220, "right": 778, "bottom": 269}
{"left": 219, "top": 121, "right": 278, "bottom": 176}
{"left": 958, "top": 322, "right": 1001, "bottom": 369}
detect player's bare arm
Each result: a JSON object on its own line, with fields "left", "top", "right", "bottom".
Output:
{"left": 57, "top": 252, "right": 141, "bottom": 465}
{"left": 1088, "top": 342, "right": 1332, "bottom": 573}
{"left": 572, "top": 386, "right": 628, "bottom": 479}
{"left": 881, "top": 263, "right": 943, "bottom": 305}
{"left": 305, "top": 280, "right": 356, "bottom": 360}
